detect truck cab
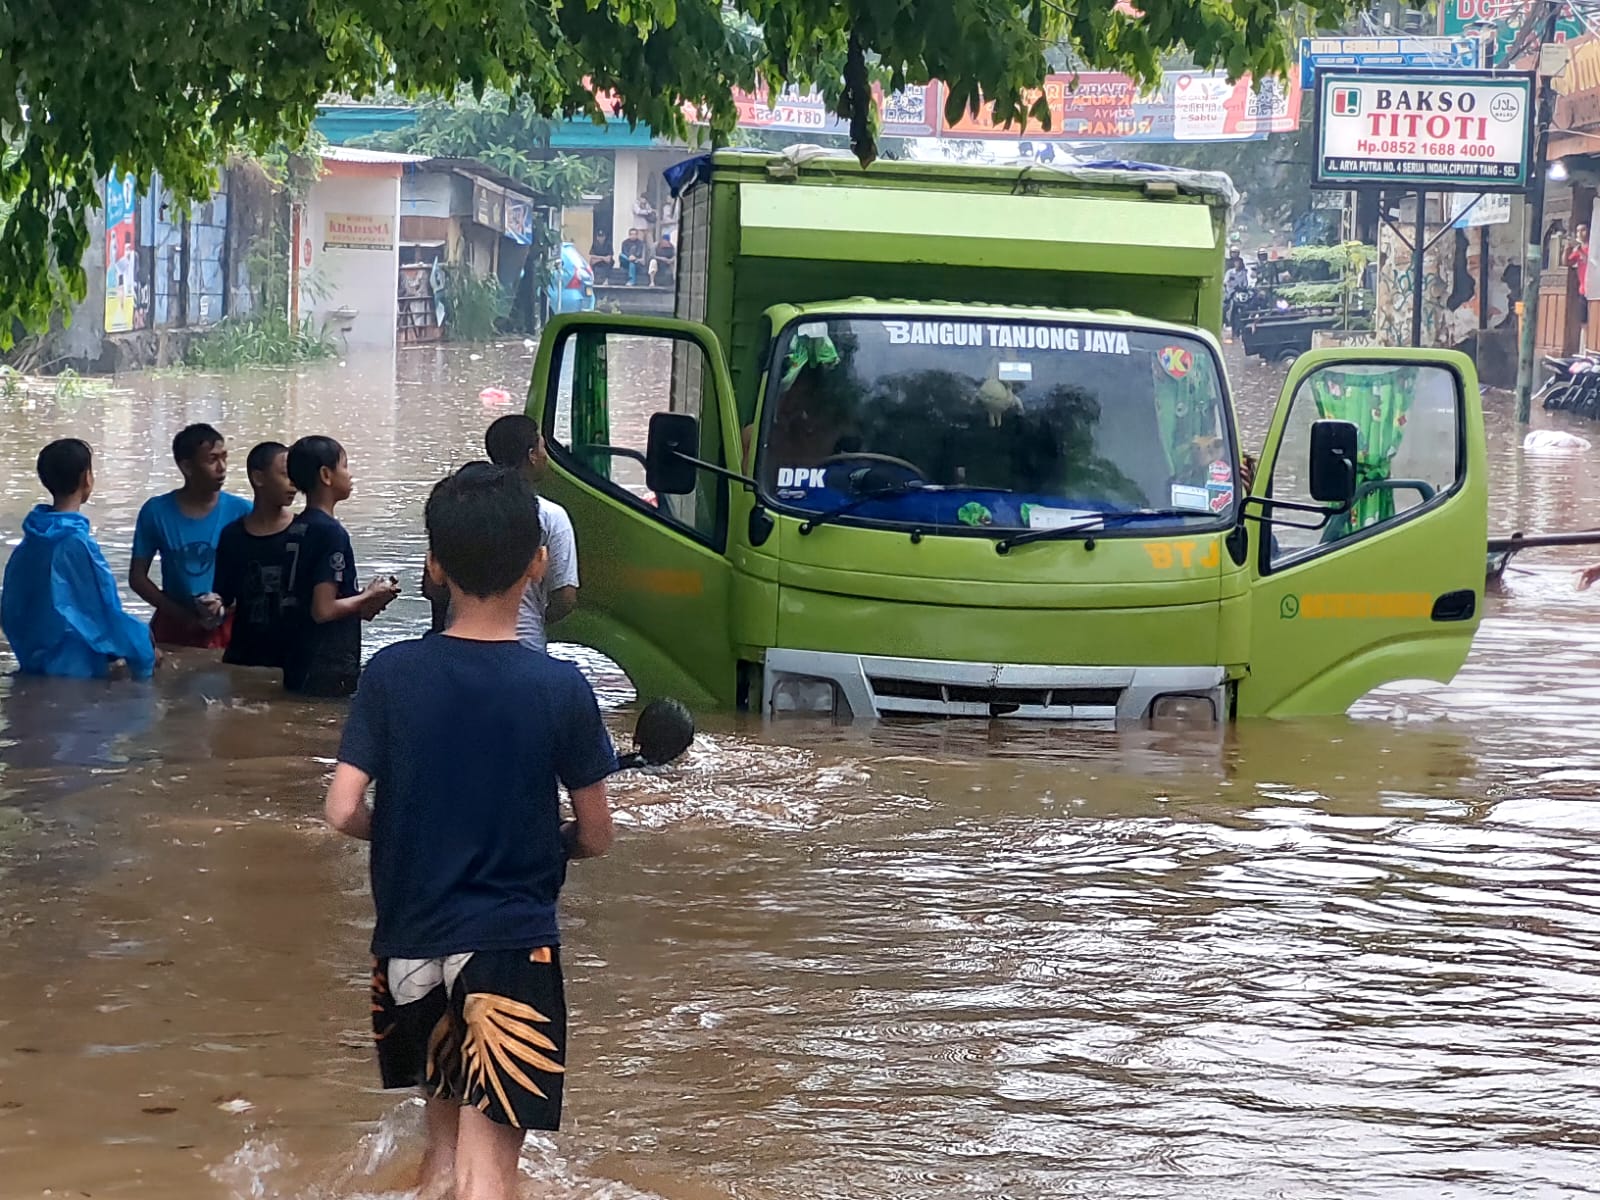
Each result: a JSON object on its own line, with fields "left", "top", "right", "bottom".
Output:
{"left": 528, "top": 152, "right": 1486, "bottom": 722}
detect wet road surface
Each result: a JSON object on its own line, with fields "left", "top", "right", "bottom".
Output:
{"left": 1, "top": 342, "right": 1600, "bottom": 1198}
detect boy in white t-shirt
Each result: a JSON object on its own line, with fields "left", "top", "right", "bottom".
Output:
{"left": 426, "top": 415, "right": 578, "bottom": 651}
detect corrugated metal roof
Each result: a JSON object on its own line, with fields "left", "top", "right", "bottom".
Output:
{"left": 426, "top": 156, "right": 539, "bottom": 200}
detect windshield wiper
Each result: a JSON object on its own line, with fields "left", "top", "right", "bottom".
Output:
{"left": 797, "top": 483, "right": 1008, "bottom": 536}
{"left": 994, "top": 508, "right": 1213, "bottom": 554}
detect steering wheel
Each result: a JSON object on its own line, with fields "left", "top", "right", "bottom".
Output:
{"left": 816, "top": 452, "right": 929, "bottom": 486}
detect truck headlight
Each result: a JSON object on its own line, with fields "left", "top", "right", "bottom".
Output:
{"left": 770, "top": 674, "right": 850, "bottom": 719}
{"left": 1148, "top": 694, "right": 1217, "bottom": 727}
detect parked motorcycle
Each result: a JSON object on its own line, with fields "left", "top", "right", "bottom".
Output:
{"left": 1537, "top": 351, "right": 1600, "bottom": 415}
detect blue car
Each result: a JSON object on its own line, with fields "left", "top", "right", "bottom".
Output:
{"left": 547, "top": 243, "right": 596, "bottom": 315}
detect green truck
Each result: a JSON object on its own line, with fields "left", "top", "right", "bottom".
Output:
{"left": 528, "top": 149, "right": 1486, "bottom": 722}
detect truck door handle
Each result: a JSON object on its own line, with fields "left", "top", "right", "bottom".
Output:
{"left": 1431, "top": 590, "right": 1476, "bottom": 623}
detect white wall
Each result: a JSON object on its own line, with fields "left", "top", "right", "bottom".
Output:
{"left": 611, "top": 151, "right": 641, "bottom": 248}
{"left": 303, "top": 168, "right": 400, "bottom": 351}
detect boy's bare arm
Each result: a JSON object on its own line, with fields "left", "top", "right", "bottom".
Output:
{"left": 129, "top": 557, "right": 199, "bottom": 627}
{"left": 325, "top": 763, "right": 374, "bottom": 840}
{"left": 562, "top": 781, "right": 613, "bottom": 859}
{"left": 313, "top": 578, "right": 399, "bottom": 624}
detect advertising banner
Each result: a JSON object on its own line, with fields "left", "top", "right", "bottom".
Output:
{"left": 104, "top": 171, "right": 140, "bottom": 334}
{"left": 685, "top": 83, "right": 940, "bottom": 139}
{"left": 1447, "top": 191, "right": 1513, "bottom": 226}
{"left": 1298, "top": 36, "right": 1482, "bottom": 88}
{"left": 942, "top": 71, "right": 1299, "bottom": 143}
{"left": 1312, "top": 70, "right": 1534, "bottom": 191}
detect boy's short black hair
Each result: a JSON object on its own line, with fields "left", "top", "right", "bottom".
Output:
{"left": 287, "top": 435, "right": 344, "bottom": 494}
{"left": 246, "top": 440, "right": 288, "bottom": 475}
{"left": 172, "top": 423, "right": 224, "bottom": 464}
{"left": 37, "top": 438, "right": 92, "bottom": 497}
{"left": 425, "top": 462, "right": 543, "bottom": 599}
{"left": 484, "top": 414, "right": 543, "bottom": 468}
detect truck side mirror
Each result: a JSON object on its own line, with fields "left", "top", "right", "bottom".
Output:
{"left": 1308, "top": 419, "right": 1358, "bottom": 505}
{"left": 645, "top": 412, "right": 700, "bottom": 496}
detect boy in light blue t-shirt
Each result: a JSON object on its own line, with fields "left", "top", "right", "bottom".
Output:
{"left": 129, "top": 423, "right": 250, "bottom": 649}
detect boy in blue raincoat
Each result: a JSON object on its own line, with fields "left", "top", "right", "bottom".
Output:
{"left": 2, "top": 439, "right": 157, "bottom": 680}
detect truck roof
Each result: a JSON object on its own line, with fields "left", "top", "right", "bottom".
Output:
{"left": 665, "top": 146, "right": 1239, "bottom": 208}
{"left": 666, "top": 147, "right": 1231, "bottom": 302}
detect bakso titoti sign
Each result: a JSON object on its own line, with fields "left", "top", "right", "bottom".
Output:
{"left": 1312, "top": 70, "right": 1534, "bottom": 192}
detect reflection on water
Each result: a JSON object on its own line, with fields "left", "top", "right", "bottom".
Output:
{"left": 2, "top": 344, "right": 1600, "bottom": 1198}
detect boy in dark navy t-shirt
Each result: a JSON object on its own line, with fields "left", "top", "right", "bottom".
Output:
{"left": 280, "top": 436, "right": 398, "bottom": 696}
{"left": 325, "top": 462, "right": 616, "bottom": 1200}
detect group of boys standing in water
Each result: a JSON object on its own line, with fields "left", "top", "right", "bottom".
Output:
{"left": 0, "top": 413, "right": 578, "bottom": 697}
{"left": 4, "top": 413, "right": 613, "bottom": 1199}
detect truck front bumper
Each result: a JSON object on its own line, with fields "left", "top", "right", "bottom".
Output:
{"left": 760, "top": 649, "right": 1227, "bottom": 722}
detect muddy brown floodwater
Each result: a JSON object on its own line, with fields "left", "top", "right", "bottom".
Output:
{"left": 2, "top": 341, "right": 1600, "bottom": 1199}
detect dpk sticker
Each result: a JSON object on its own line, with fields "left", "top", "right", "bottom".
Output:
{"left": 776, "top": 467, "right": 826, "bottom": 489}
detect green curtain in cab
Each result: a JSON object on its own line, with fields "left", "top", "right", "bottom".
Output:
{"left": 573, "top": 332, "right": 611, "bottom": 480}
{"left": 1307, "top": 368, "right": 1416, "bottom": 529}
{"left": 1154, "top": 350, "right": 1222, "bottom": 478}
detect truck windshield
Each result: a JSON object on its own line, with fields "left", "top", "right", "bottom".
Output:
{"left": 756, "top": 317, "right": 1236, "bottom": 533}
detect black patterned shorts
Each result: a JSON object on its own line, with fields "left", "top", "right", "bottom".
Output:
{"left": 371, "top": 947, "right": 567, "bottom": 1129}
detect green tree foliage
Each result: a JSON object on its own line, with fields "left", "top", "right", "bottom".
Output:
{"left": 1277, "top": 242, "right": 1375, "bottom": 324}
{"left": 0, "top": 0, "right": 1358, "bottom": 341}
{"left": 356, "top": 89, "right": 609, "bottom": 207}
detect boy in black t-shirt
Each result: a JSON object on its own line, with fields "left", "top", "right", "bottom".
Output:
{"left": 326, "top": 463, "right": 616, "bottom": 1200}
{"left": 214, "top": 441, "right": 298, "bottom": 669}
{"left": 280, "top": 436, "right": 399, "bottom": 696}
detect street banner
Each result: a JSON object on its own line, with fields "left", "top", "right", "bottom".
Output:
{"left": 1312, "top": 70, "right": 1535, "bottom": 191}
{"left": 941, "top": 71, "right": 1299, "bottom": 142}
{"left": 684, "top": 83, "right": 940, "bottom": 139}
{"left": 1298, "top": 36, "right": 1482, "bottom": 88}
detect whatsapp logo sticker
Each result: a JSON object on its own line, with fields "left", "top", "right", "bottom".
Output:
{"left": 1280, "top": 594, "right": 1300, "bottom": 620}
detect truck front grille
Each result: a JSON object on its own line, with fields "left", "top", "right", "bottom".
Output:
{"left": 866, "top": 675, "right": 1121, "bottom": 718}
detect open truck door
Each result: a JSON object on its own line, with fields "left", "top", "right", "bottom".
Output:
{"left": 530, "top": 315, "right": 742, "bottom": 708}
{"left": 1239, "top": 349, "right": 1486, "bottom": 717}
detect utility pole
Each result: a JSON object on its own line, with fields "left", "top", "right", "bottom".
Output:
{"left": 1411, "top": 190, "right": 1427, "bottom": 346}
{"left": 1515, "top": 1, "right": 1563, "bottom": 422}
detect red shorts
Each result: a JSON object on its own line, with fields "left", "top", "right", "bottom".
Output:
{"left": 150, "top": 609, "right": 233, "bottom": 650}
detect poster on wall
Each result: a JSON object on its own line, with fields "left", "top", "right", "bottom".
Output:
{"left": 504, "top": 199, "right": 533, "bottom": 245}
{"left": 323, "top": 212, "right": 394, "bottom": 250}
{"left": 1312, "top": 70, "right": 1534, "bottom": 191}
{"left": 104, "top": 171, "right": 140, "bottom": 333}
